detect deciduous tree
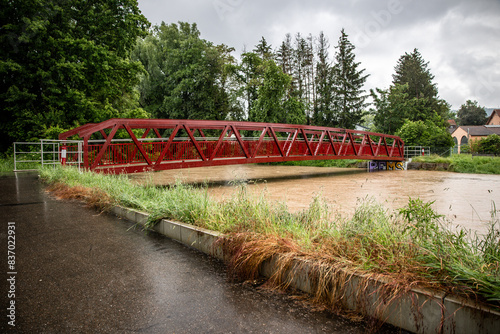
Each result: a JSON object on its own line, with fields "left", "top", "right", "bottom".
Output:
{"left": 396, "top": 115, "right": 454, "bottom": 149}
{"left": 249, "top": 60, "right": 306, "bottom": 125}
{"left": 0, "top": 0, "right": 149, "bottom": 150}
{"left": 457, "top": 100, "right": 487, "bottom": 125}
{"left": 133, "top": 22, "right": 235, "bottom": 121}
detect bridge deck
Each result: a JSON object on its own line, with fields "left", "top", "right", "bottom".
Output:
{"left": 59, "top": 119, "right": 404, "bottom": 174}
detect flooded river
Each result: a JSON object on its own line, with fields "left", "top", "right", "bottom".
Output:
{"left": 130, "top": 165, "right": 500, "bottom": 235}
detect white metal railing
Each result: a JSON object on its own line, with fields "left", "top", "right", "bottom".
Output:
{"left": 14, "top": 140, "right": 83, "bottom": 172}
{"left": 404, "top": 146, "right": 430, "bottom": 159}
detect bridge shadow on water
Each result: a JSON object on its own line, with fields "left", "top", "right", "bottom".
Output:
{"left": 149, "top": 167, "right": 367, "bottom": 189}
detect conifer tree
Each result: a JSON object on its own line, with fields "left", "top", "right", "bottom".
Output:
{"left": 372, "top": 48, "right": 452, "bottom": 148}
{"left": 393, "top": 48, "right": 437, "bottom": 100}
{"left": 290, "top": 33, "right": 315, "bottom": 123}
{"left": 331, "top": 29, "right": 369, "bottom": 129}
{"left": 276, "top": 34, "right": 294, "bottom": 77}
{"left": 253, "top": 37, "right": 273, "bottom": 60}
{"left": 313, "top": 31, "right": 334, "bottom": 126}
{"left": 293, "top": 33, "right": 307, "bottom": 102}
{"left": 375, "top": 48, "right": 450, "bottom": 128}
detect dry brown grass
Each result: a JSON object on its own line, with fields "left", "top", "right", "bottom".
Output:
{"left": 46, "top": 182, "right": 114, "bottom": 211}
{"left": 218, "top": 231, "right": 438, "bottom": 324}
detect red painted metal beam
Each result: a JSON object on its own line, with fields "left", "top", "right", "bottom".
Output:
{"left": 59, "top": 119, "right": 405, "bottom": 174}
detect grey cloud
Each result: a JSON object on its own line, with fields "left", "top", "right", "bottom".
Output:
{"left": 137, "top": 0, "right": 500, "bottom": 108}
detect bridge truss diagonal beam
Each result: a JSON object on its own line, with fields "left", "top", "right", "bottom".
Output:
{"left": 59, "top": 118, "right": 405, "bottom": 174}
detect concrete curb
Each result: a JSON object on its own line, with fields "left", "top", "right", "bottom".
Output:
{"left": 110, "top": 206, "right": 500, "bottom": 334}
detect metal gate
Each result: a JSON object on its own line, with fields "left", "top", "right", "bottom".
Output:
{"left": 14, "top": 139, "right": 84, "bottom": 172}
{"left": 404, "top": 146, "right": 430, "bottom": 159}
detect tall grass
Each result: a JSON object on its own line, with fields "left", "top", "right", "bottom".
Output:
{"left": 39, "top": 166, "right": 500, "bottom": 308}
{"left": 0, "top": 156, "right": 41, "bottom": 172}
{"left": 412, "top": 154, "right": 500, "bottom": 174}
{"left": 0, "top": 157, "right": 14, "bottom": 173}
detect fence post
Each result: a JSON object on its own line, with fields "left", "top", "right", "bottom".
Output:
{"left": 61, "top": 145, "right": 67, "bottom": 165}
{"left": 78, "top": 141, "right": 82, "bottom": 171}
{"left": 41, "top": 141, "right": 44, "bottom": 167}
{"left": 14, "top": 143, "right": 17, "bottom": 171}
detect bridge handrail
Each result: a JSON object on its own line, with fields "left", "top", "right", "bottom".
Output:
{"left": 60, "top": 118, "right": 403, "bottom": 141}
{"left": 59, "top": 119, "right": 405, "bottom": 174}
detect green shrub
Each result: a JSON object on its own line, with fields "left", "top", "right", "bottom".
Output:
{"left": 460, "top": 144, "right": 471, "bottom": 154}
{"left": 476, "top": 134, "right": 500, "bottom": 155}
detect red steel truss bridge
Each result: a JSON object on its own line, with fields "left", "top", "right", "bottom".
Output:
{"left": 59, "top": 118, "right": 405, "bottom": 174}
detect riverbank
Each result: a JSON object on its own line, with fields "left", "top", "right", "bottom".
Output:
{"left": 409, "top": 154, "right": 500, "bottom": 174}
{"left": 406, "top": 161, "right": 451, "bottom": 171}
{"left": 355, "top": 159, "right": 453, "bottom": 172}
{"left": 39, "top": 167, "right": 500, "bottom": 310}
{"left": 270, "top": 154, "right": 500, "bottom": 175}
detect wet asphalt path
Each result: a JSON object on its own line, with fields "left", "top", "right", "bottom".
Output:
{"left": 1, "top": 172, "right": 401, "bottom": 333}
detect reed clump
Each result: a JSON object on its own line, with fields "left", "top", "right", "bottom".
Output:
{"left": 39, "top": 166, "right": 500, "bottom": 310}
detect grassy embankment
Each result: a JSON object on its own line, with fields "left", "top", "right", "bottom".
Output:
{"left": 39, "top": 166, "right": 500, "bottom": 311}
{"left": 0, "top": 156, "right": 40, "bottom": 173}
{"left": 411, "top": 154, "right": 500, "bottom": 174}
{"left": 273, "top": 154, "right": 500, "bottom": 175}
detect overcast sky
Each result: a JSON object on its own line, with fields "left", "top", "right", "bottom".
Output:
{"left": 137, "top": 0, "right": 500, "bottom": 111}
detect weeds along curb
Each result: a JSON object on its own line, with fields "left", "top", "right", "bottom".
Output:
{"left": 110, "top": 205, "right": 500, "bottom": 334}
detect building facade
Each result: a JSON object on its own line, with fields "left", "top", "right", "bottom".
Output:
{"left": 451, "top": 109, "right": 500, "bottom": 153}
{"left": 486, "top": 109, "right": 500, "bottom": 125}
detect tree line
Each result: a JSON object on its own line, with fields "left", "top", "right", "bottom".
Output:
{"left": 131, "top": 24, "right": 369, "bottom": 131}
{"left": 2, "top": 1, "right": 487, "bottom": 153}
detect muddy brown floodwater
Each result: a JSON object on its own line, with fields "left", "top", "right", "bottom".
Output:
{"left": 129, "top": 165, "right": 500, "bottom": 235}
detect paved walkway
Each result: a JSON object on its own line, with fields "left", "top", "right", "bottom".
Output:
{"left": 1, "top": 172, "right": 401, "bottom": 333}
